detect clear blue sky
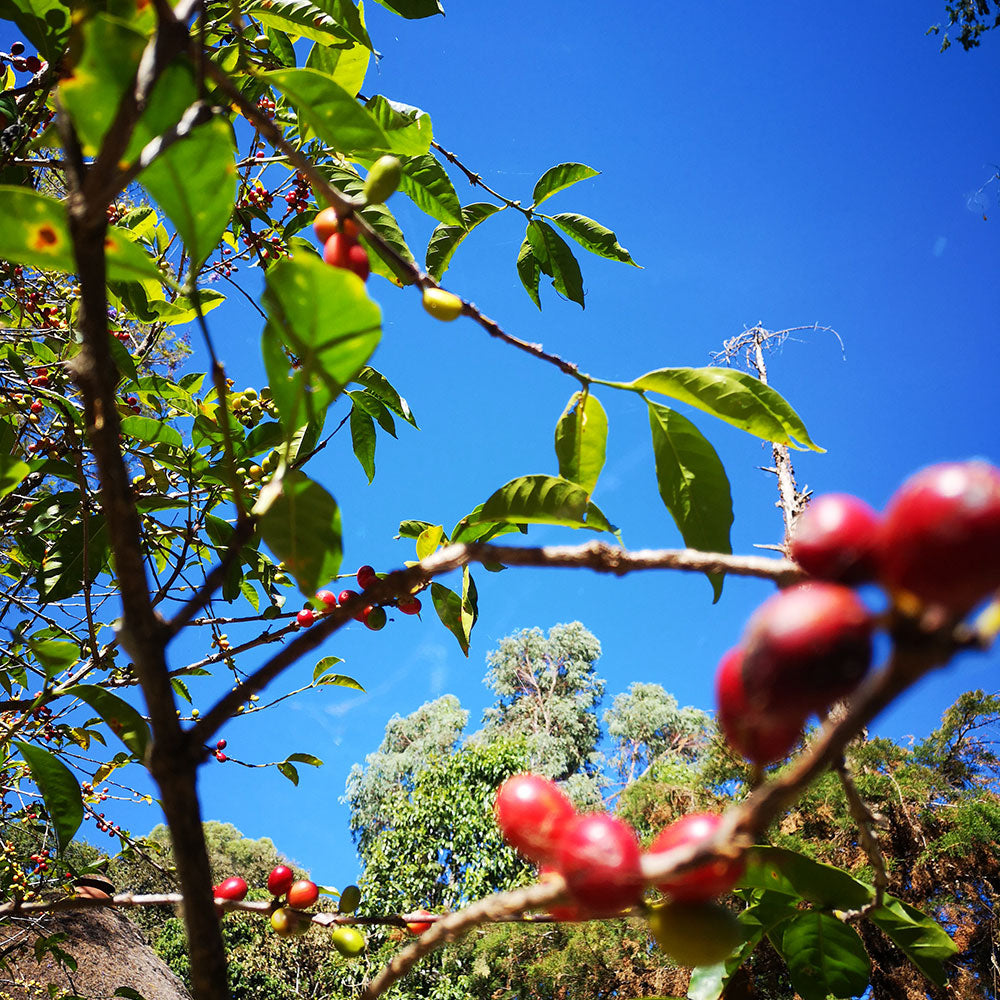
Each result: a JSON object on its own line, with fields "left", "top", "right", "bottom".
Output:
{"left": 29, "top": 4, "right": 1000, "bottom": 885}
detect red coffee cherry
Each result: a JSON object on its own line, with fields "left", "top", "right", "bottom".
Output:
{"left": 296, "top": 608, "right": 315, "bottom": 628}
{"left": 313, "top": 208, "right": 359, "bottom": 243}
{"left": 315, "top": 590, "right": 338, "bottom": 610}
{"left": 397, "top": 596, "right": 422, "bottom": 615}
{"left": 714, "top": 647, "right": 804, "bottom": 765}
{"left": 405, "top": 908, "right": 434, "bottom": 935}
{"left": 495, "top": 774, "right": 577, "bottom": 864}
{"left": 356, "top": 565, "right": 377, "bottom": 589}
{"left": 742, "top": 583, "right": 873, "bottom": 717}
{"left": 287, "top": 879, "right": 319, "bottom": 909}
{"left": 790, "top": 493, "right": 881, "bottom": 583}
{"left": 878, "top": 460, "right": 1000, "bottom": 616}
{"left": 267, "top": 864, "right": 295, "bottom": 897}
{"left": 555, "top": 813, "right": 644, "bottom": 915}
{"left": 648, "top": 813, "right": 744, "bottom": 902}
{"left": 216, "top": 876, "right": 248, "bottom": 901}
{"left": 362, "top": 605, "right": 387, "bottom": 631}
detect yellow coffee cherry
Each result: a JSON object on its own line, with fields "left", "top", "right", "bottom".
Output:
{"left": 422, "top": 287, "right": 463, "bottom": 322}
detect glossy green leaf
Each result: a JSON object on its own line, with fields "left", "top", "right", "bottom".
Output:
{"left": 398, "top": 519, "right": 437, "bottom": 539}
{"left": 397, "top": 153, "right": 463, "bottom": 225}
{"left": 741, "top": 846, "right": 872, "bottom": 910}
{"left": 261, "top": 253, "right": 381, "bottom": 433}
{"left": 516, "top": 237, "right": 542, "bottom": 309}
{"left": 778, "top": 911, "right": 870, "bottom": 1000}
{"left": 868, "top": 896, "right": 957, "bottom": 986}
{"left": 14, "top": 741, "right": 83, "bottom": 853}
{"left": 0, "top": 0, "right": 71, "bottom": 62}
{"left": 363, "top": 96, "right": 433, "bottom": 156}
{"left": 138, "top": 115, "right": 236, "bottom": 272}
{"left": 430, "top": 568, "right": 477, "bottom": 656}
{"left": 316, "top": 671, "right": 364, "bottom": 691}
{"left": 38, "top": 515, "right": 110, "bottom": 604}
{"left": 531, "top": 162, "right": 599, "bottom": 207}
{"left": 353, "top": 366, "right": 418, "bottom": 427}
{"left": 526, "top": 220, "right": 584, "bottom": 308}
{"left": 119, "top": 416, "right": 183, "bottom": 450}
{"left": 305, "top": 32, "right": 369, "bottom": 97}
{"left": 371, "top": 0, "right": 443, "bottom": 17}
{"left": 259, "top": 471, "right": 342, "bottom": 596}
{"left": 348, "top": 389, "right": 396, "bottom": 436}
{"left": 647, "top": 401, "right": 732, "bottom": 601}
{"left": 58, "top": 14, "right": 145, "bottom": 154}
{"left": 266, "top": 69, "right": 391, "bottom": 153}
{"left": 68, "top": 685, "right": 151, "bottom": 759}
{"left": 278, "top": 762, "right": 300, "bottom": 785}
{"left": 632, "top": 367, "right": 823, "bottom": 452}
{"left": 549, "top": 212, "right": 639, "bottom": 266}
{"left": 321, "top": 0, "right": 374, "bottom": 49}
{"left": 0, "top": 188, "right": 164, "bottom": 283}
{"left": 554, "top": 390, "right": 607, "bottom": 498}
{"left": 349, "top": 404, "right": 376, "bottom": 483}
{"left": 245, "top": 0, "right": 371, "bottom": 48}
{"left": 28, "top": 639, "right": 79, "bottom": 677}
{"left": 467, "top": 475, "right": 615, "bottom": 533}
{"left": 425, "top": 202, "right": 503, "bottom": 280}
{"left": 0, "top": 451, "right": 29, "bottom": 500}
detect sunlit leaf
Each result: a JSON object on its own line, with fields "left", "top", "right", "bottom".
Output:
{"left": 464, "top": 475, "right": 616, "bottom": 533}
{"left": 554, "top": 390, "right": 607, "bottom": 498}
{"left": 549, "top": 212, "right": 639, "bottom": 266}
{"left": 531, "top": 162, "right": 599, "bottom": 207}
{"left": 426, "top": 202, "right": 502, "bottom": 280}
{"left": 68, "top": 685, "right": 151, "bottom": 759}
{"left": 526, "top": 220, "right": 584, "bottom": 307}
{"left": 14, "top": 741, "right": 83, "bottom": 853}
{"left": 779, "top": 912, "right": 870, "bottom": 1000}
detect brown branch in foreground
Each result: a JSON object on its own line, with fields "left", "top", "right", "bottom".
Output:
{"left": 190, "top": 542, "right": 799, "bottom": 745}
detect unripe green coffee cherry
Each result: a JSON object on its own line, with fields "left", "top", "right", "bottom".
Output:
{"left": 331, "top": 925, "right": 366, "bottom": 957}
{"left": 422, "top": 287, "right": 463, "bottom": 322}
{"left": 363, "top": 156, "right": 402, "bottom": 205}
{"left": 254, "top": 34, "right": 270, "bottom": 49}
{"left": 243, "top": 387, "right": 258, "bottom": 401}
{"left": 339, "top": 884, "right": 361, "bottom": 914}
{"left": 646, "top": 901, "right": 743, "bottom": 967}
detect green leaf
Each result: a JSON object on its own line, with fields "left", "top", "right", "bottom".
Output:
{"left": 0, "top": 188, "right": 164, "bottom": 282}
{"left": 531, "top": 162, "right": 600, "bottom": 207}
{"left": 119, "top": 415, "right": 183, "bottom": 450}
{"left": 0, "top": 0, "right": 71, "bottom": 62}
{"left": 516, "top": 237, "right": 542, "bottom": 309}
{"left": 277, "top": 762, "right": 300, "bottom": 785}
{"left": 266, "top": 68, "right": 391, "bottom": 153}
{"left": 315, "top": 667, "right": 364, "bottom": 691}
{"left": 259, "top": 471, "right": 342, "bottom": 596}
{"left": 245, "top": 0, "right": 372, "bottom": 48}
{"left": 114, "top": 988, "right": 148, "bottom": 1000}
{"left": 431, "top": 573, "right": 477, "bottom": 657}
{"left": 554, "top": 390, "right": 607, "bottom": 498}
{"left": 138, "top": 113, "right": 236, "bottom": 272}
{"left": 416, "top": 524, "right": 444, "bottom": 560}
{"left": 38, "top": 514, "right": 110, "bottom": 604}
{"left": 261, "top": 253, "right": 381, "bottom": 433}
{"left": 348, "top": 389, "right": 396, "bottom": 436}
{"left": 305, "top": 32, "right": 369, "bottom": 97}
{"left": 58, "top": 14, "right": 145, "bottom": 154}
{"left": 68, "top": 685, "right": 151, "bottom": 759}
{"left": 632, "top": 367, "right": 823, "bottom": 452}
{"left": 526, "top": 220, "right": 584, "bottom": 308}
{"left": 549, "top": 212, "right": 639, "bottom": 266}
{"left": 286, "top": 752, "right": 323, "bottom": 766}
{"left": 398, "top": 519, "right": 437, "bottom": 539}
{"left": 363, "top": 96, "right": 433, "bottom": 156}
{"left": 311, "top": 655, "right": 344, "bottom": 679}
{"left": 647, "top": 401, "right": 732, "bottom": 601}
{"left": 467, "top": 474, "right": 616, "bottom": 533}
{"left": 28, "top": 639, "right": 79, "bottom": 678}
{"left": 741, "top": 846, "right": 872, "bottom": 911}
{"left": 0, "top": 452, "right": 30, "bottom": 500}
{"left": 14, "top": 741, "right": 83, "bottom": 853}
{"left": 778, "top": 912, "right": 870, "bottom": 1000}
{"left": 353, "top": 366, "right": 418, "bottom": 427}
{"left": 320, "top": 0, "right": 374, "bottom": 49}
{"left": 397, "top": 153, "right": 463, "bottom": 226}
{"left": 425, "top": 202, "right": 503, "bottom": 281}
{"left": 349, "top": 405, "right": 376, "bottom": 483}
{"left": 371, "top": 0, "right": 443, "bottom": 17}
{"left": 868, "top": 896, "right": 958, "bottom": 986}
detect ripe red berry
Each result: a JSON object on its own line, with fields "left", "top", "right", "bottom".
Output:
{"left": 878, "top": 460, "right": 1000, "bottom": 616}
{"left": 363, "top": 605, "right": 387, "bottom": 631}
{"left": 316, "top": 590, "right": 338, "bottom": 609}
{"left": 356, "top": 565, "right": 377, "bottom": 589}
{"left": 790, "top": 493, "right": 881, "bottom": 583}
{"left": 397, "top": 596, "right": 422, "bottom": 615}
{"left": 287, "top": 879, "right": 319, "bottom": 909}
{"left": 296, "top": 608, "right": 315, "bottom": 628}
{"left": 215, "top": 751, "right": 227, "bottom": 762}
{"left": 338, "top": 589, "right": 367, "bottom": 621}
{"left": 555, "top": 814, "right": 644, "bottom": 916}
{"left": 714, "top": 647, "right": 804, "bottom": 765}
{"left": 10, "top": 41, "right": 24, "bottom": 56}
{"left": 495, "top": 774, "right": 577, "bottom": 864}
{"left": 741, "top": 583, "right": 873, "bottom": 717}
{"left": 648, "top": 813, "right": 744, "bottom": 902}
{"left": 345, "top": 242, "right": 370, "bottom": 282}
{"left": 216, "top": 876, "right": 248, "bottom": 901}
{"left": 24, "top": 55, "right": 41, "bottom": 73}
{"left": 30, "top": 400, "right": 43, "bottom": 414}
{"left": 324, "top": 233, "right": 371, "bottom": 280}
{"left": 313, "top": 208, "right": 359, "bottom": 243}
{"left": 268, "top": 864, "right": 295, "bottom": 896}
{"left": 405, "top": 908, "right": 434, "bottom": 935}
{"left": 216, "top": 739, "right": 227, "bottom": 751}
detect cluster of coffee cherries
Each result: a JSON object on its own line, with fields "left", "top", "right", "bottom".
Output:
{"left": 313, "top": 210, "right": 370, "bottom": 283}
{"left": 230, "top": 385, "right": 278, "bottom": 429}
{"left": 717, "top": 460, "right": 1000, "bottom": 766}
{"left": 6, "top": 41, "right": 42, "bottom": 75}
{"left": 295, "top": 565, "right": 422, "bottom": 633}
{"left": 494, "top": 774, "right": 745, "bottom": 966}
{"left": 214, "top": 866, "right": 366, "bottom": 955}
